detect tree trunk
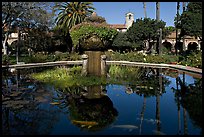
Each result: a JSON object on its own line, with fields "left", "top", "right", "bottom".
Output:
{"left": 3, "top": 32, "right": 9, "bottom": 55}
{"left": 182, "top": 36, "right": 186, "bottom": 52}
{"left": 16, "top": 28, "right": 21, "bottom": 63}
{"left": 156, "top": 2, "right": 160, "bottom": 21}
{"left": 182, "top": 2, "right": 186, "bottom": 52}
{"left": 143, "top": 2, "right": 147, "bottom": 18}
{"left": 139, "top": 96, "right": 146, "bottom": 135}
{"left": 175, "top": 2, "right": 180, "bottom": 55}
{"left": 156, "top": 2, "right": 162, "bottom": 55}
{"left": 156, "top": 68, "right": 161, "bottom": 133}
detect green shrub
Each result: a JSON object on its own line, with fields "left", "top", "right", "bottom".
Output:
{"left": 69, "top": 53, "right": 82, "bottom": 61}
{"left": 70, "top": 22, "right": 118, "bottom": 51}
{"left": 2, "top": 55, "right": 9, "bottom": 65}
{"left": 180, "top": 51, "right": 202, "bottom": 68}
{"left": 105, "top": 51, "right": 179, "bottom": 64}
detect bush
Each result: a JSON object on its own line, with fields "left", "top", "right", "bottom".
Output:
{"left": 70, "top": 22, "right": 118, "bottom": 51}
{"left": 111, "top": 32, "right": 134, "bottom": 52}
{"left": 2, "top": 55, "right": 9, "bottom": 65}
{"left": 105, "top": 51, "right": 179, "bottom": 64}
{"left": 179, "top": 51, "right": 202, "bottom": 68}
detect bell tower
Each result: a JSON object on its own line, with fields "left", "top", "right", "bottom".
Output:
{"left": 125, "top": 12, "right": 134, "bottom": 29}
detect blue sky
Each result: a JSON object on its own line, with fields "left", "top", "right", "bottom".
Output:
{"left": 93, "top": 2, "right": 184, "bottom": 27}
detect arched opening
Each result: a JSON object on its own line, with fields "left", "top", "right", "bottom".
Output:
{"left": 10, "top": 40, "right": 18, "bottom": 55}
{"left": 187, "top": 42, "right": 198, "bottom": 51}
{"left": 129, "top": 14, "right": 131, "bottom": 20}
{"left": 162, "top": 41, "right": 173, "bottom": 53}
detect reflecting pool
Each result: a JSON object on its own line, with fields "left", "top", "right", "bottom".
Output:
{"left": 2, "top": 67, "right": 202, "bottom": 135}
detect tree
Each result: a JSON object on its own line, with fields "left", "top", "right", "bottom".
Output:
{"left": 54, "top": 2, "right": 95, "bottom": 32}
{"left": 53, "top": 2, "right": 95, "bottom": 52}
{"left": 112, "top": 32, "right": 134, "bottom": 52}
{"left": 2, "top": 2, "right": 54, "bottom": 55}
{"left": 163, "top": 26, "right": 176, "bottom": 38}
{"left": 126, "top": 18, "right": 166, "bottom": 52}
{"left": 84, "top": 13, "right": 106, "bottom": 24}
{"left": 70, "top": 22, "right": 118, "bottom": 52}
{"left": 156, "top": 2, "right": 162, "bottom": 55}
{"left": 179, "top": 2, "right": 202, "bottom": 40}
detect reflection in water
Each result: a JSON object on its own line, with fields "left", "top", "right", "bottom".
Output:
{"left": 172, "top": 72, "right": 202, "bottom": 135}
{"left": 155, "top": 68, "right": 162, "bottom": 135}
{"left": 2, "top": 69, "right": 61, "bottom": 135}
{"left": 64, "top": 86, "right": 118, "bottom": 131}
{"left": 1, "top": 67, "right": 202, "bottom": 135}
{"left": 138, "top": 96, "right": 146, "bottom": 135}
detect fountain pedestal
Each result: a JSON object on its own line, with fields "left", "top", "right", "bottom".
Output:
{"left": 82, "top": 51, "right": 106, "bottom": 77}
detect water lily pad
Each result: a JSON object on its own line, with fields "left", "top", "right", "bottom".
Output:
{"left": 2, "top": 97, "right": 11, "bottom": 101}
{"left": 50, "top": 102, "right": 60, "bottom": 105}
{"left": 35, "top": 96, "right": 48, "bottom": 103}
{"left": 10, "top": 92, "right": 22, "bottom": 97}
{"left": 13, "top": 105, "right": 24, "bottom": 109}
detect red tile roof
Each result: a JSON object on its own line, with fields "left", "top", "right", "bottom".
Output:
{"left": 109, "top": 24, "right": 126, "bottom": 29}
{"left": 166, "top": 31, "right": 196, "bottom": 39}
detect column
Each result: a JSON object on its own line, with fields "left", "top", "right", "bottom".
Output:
{"left": 101, "top": 55, "right": 107, "bottom": 76}
{"left": 81, "top": 54, "right": 88, "bottom": 76}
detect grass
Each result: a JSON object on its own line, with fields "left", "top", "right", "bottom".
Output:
{"left": 30, "top": 66, "right": 107, "bottom": 89}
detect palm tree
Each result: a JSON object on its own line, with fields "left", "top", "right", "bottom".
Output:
{"left": 53, "top": 2, "right": 95, "bottom": 52}
{"left": 143, "top": 2, "right": 147, "bottom": 18}
{"left": 54, "top": 2, "right": 95, "bottom": 32}
{"left": 156, "top": 2, "right": 160, "bottom": 21}
{"left": 182, "top": 2, "right": 186, "bottom": 51}
{"left": 175, "top": 2, "right": 180, "bottom": 55}
{"left": 156, "top": 2, "right": 162, "bottom": 55}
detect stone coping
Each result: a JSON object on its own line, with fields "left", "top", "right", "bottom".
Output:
{"left": 106, "top": 61, "right": 202, "bottom": 75}
{"left": 2, "top": 60, "right": 202, "bottom": 75}
{"left": 2, "top": 61, "right": 83, "bottom": 69}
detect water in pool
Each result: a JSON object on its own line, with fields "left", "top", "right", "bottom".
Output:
{"left": 2, "top": 67, "right": 202, "bottom": 135}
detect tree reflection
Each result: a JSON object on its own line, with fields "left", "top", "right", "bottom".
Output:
{"left": 62, "top": 86, "right": 118, "bottom": 132}
{"left": 2, "top": 69, "right": 61, "bottom": 135}
{"left": 172, "top": 74, "right": 202, "bottom": 133}
{"left": 124, "top": 67, "right": 171, "bottom": 97}
{"left": 119, "top": 67, "right": 171, "bottom": 135}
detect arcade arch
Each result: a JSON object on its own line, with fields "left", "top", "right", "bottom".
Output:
{"left": 187, "top": 42, "right": 199, "bottom": 51}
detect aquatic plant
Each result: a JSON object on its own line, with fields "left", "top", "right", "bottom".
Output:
{"left": 30, "top": 66, "right": 107, "bottom": 89}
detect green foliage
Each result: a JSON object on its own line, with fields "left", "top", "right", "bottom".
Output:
{"left": 2, "top": 55, "right": 9, "bottom": 65}
{"left": 84, "top": 15, "right": 106, "bottom": 23}
{"left": 179, "top": 2, "right": 202, "bottom": 39}
{"left": 105, "top": 51, "right": 179, "bottom": 64}
{"left": 2, "top": 52, "right": 82, "bottom": 65}
{"left": 108, "top": 65, "right": 170, "bottom": 97}
{"left": 70, "top": 22, "right": 118, "bottom": 50}
{"left": 111, "top": 32, "right": 134, "bottom": 51}
{"left": 26, "top": 53, "right": 48, "bottom": 63}
{"left": 163, "top": 26, "right": 176, "bottom": 38}
{"left": 54, "top": 2, "right": 95, "bottom": 32}
{"left": 31, "top": 66, "right": 107, "bottom": 88}
{"left": 125, "top": 18, "right": 167, "bottom": 51}
{"left": 179, "top": 51, "right": 202, "bottom": 68}
{"left": 106, "top": 51, "right": 201, "bottom": 68}
{"left": 127, "top": 18, "right": 166, "bottom": 42}
{"left": 106, "top": 51, "right": 144, "bottom": 62}
{"left": 145, "top": 54, "right": 179, "bottom": 63}
{"left": 108, "top": 65, "right": 145, "bottom": 84}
